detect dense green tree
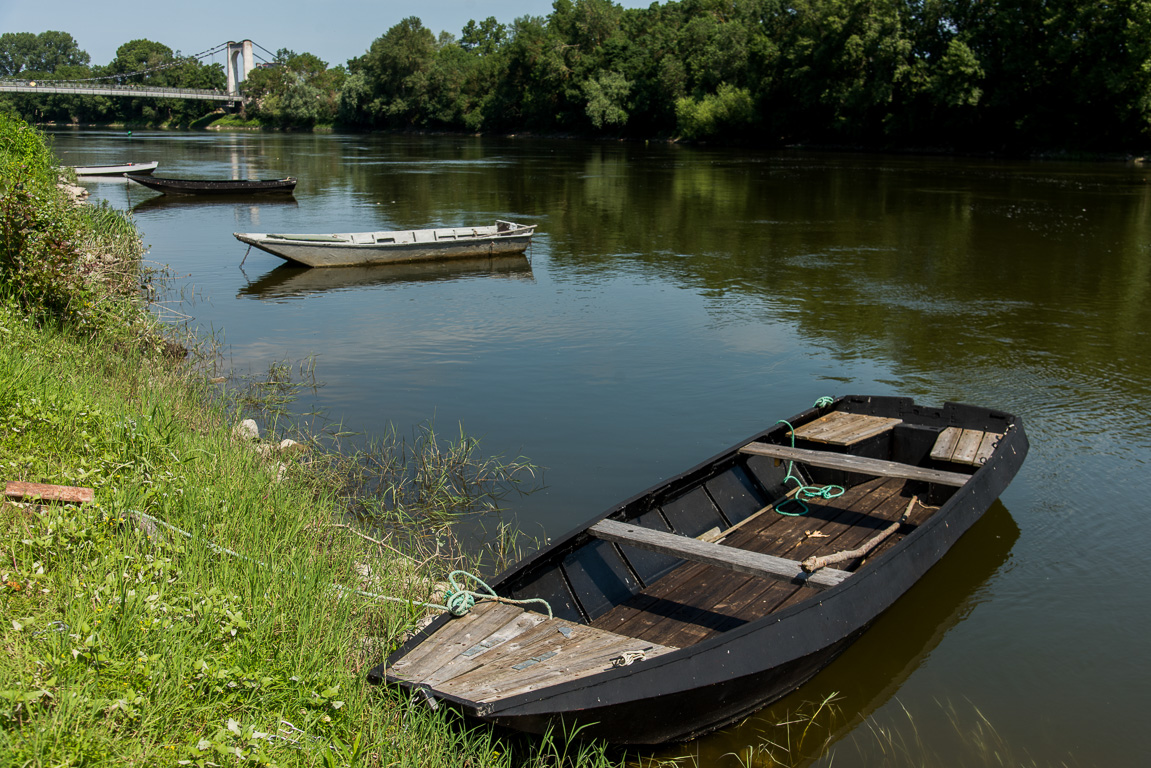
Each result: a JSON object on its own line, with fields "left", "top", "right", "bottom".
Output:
{"left": 0, "top": 31, "right": 89, "bottom": 76}
{"left": 243, "top": 51, "right": 345, "bottom": 128}
{"left": 346, "top": 17, "right": 439, "bottom": 127}
{"left": 10, "top": 1, "right": 1151, "bottom": 149}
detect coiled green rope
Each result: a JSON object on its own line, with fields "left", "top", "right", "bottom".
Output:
{"left": 774, "top": 413, "right": 845, "bottom": 517}
{"left": 440, "top": 570, "right": 553, "bottom": 619}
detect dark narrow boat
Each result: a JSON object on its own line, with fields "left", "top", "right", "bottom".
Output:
{"left": 128, "top": 175, "right": 296, "bottom": 196}
{"left": 368, "top": 395, "right": 1027, "bottom": 745}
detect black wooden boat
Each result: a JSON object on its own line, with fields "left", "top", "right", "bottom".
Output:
{"left": 369, "top": 395, "right": 1027, "bottom": 745}
{"left": 127, "top": 175, "right": 296, "bottom": 196}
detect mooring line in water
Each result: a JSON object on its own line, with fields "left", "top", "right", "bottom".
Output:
{"left": 128, "top": 509, "right": 550, "bottom": 618}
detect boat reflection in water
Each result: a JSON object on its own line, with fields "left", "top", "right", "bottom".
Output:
{"left": 239, "top": 254, "right": 535, "bottom": 300}
{"left": 130, "top": 194, "right": 299, "bottom": 214}
{"left": 652, "top": 501, "right": 1019, "bottom": 766}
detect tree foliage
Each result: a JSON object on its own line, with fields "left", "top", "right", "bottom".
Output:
{"left": 0, "top": 31, "right": 89, "bottom": 76}
{"left": 5, "top": 2, "right": 1151, "bottom": 149}
{"left": 330, "top": 0, "right": 1151, "bottom": 149}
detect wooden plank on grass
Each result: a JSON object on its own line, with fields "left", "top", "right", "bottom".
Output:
{"left": 3, "top": 481, "right": 94, "bottom": 504}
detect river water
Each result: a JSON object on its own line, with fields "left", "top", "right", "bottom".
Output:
{"left": 55, "top": 129, "right": 1150, "bottom": 767}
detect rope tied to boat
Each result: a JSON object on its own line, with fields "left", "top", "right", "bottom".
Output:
{"left": 813, "top": 396, "right": 835, "bottom": 408}
{"left": 773, "top": 416, "right": 846, "bottom": 517}
{"left": 125, "top": 509, "right": 552, "bottom": 619}
{"left": 610, "top": 649, "right": 648, "bottom": 667}
{"left": 441, "top": 570, "right": 553, "bottom": 619}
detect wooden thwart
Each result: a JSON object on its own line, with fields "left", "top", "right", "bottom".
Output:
{"left": 590, "top": 518, "right": 850, "bottom": 589}
{"left": 3, "top": 481, "right": 95, "bottom": 504}
{"left": 739, "top": 443, "right": 971, "bottom": 487}
{"left": 789, "top": 411, "right": 902, "bottom": 446}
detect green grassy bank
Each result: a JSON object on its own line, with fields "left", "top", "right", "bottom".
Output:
{"left": 0, "top": 113, "right": 622, "bottom": 768}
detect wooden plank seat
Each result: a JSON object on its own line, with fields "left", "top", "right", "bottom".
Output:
{"left": 931, "top": 427, "right": 1002, "bottom": 466}
{"left": 739, "top": 442, "right": 972, "bottom": 487}
{"left": 789, "top": 411, "right": 902, "bottom": 446}
{"left": 589, "top": 519, "right": 851, "bottom": 589}
{"left": 389, "top": 602, "right": 677, "bottom": 704}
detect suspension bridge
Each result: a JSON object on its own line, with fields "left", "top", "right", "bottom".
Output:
{"left": 0, "top": 40, "right": 276, "bottom": 104}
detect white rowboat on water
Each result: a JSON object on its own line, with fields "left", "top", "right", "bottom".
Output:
{"left": 67, "top": 161, "right": 159, "bottom": 176}
{"left": 233, "top": 220, "right": 537, "bottom": 268}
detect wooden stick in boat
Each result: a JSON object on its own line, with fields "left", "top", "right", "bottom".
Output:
{"left": 801, "top": 495, "right": 918, "bottom": 572}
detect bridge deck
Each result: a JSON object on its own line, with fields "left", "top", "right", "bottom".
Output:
{"left": 0, "top": 80, "right": 246, "bottom": 103}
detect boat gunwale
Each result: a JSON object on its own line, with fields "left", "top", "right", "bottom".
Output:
{"left": 129, "top": 175, "right": 297, "bottom": 193}
{"left": 237, "top": 223, "right": 537, "bottom": 248}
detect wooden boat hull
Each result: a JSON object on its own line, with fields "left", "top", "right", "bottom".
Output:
{"left": 68, "top": 161, "right": 158, "bottom": 176}
{"left": 128, "top": 175, "right": 296, "bottom": 195}
{"left": 371, "top": 395, "right": 1027, "bottom": 745}
{"left": 233, "top": 221, "right": 537, "bottom": 268}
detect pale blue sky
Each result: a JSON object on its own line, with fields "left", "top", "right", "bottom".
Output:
{"left": 2, "top": 1, "right": 656, "bottom": 72}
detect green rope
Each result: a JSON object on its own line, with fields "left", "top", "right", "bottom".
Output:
{"left": 128, "top": 510, "right": 552, "bottom": 619}
{"left": 813, "top": 396, "right": 835, "bottom": 408}
{"left": 774, "top": 418, "right": 845, "bottom": 516}
{"left": 441, "top": 570, "right": 553, "bottom": 619}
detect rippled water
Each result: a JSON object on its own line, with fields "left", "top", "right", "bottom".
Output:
{"left": 56, "top": 129, "right": 1151, "bottom": 766}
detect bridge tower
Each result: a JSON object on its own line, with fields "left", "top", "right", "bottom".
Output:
{"left": 225, "top": 40, "right": 255, "bottom": 96}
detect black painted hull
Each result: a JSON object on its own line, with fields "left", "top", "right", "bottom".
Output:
{"left": 128, "top": 175, "right": 296, "bottom": 195}
{"left": 372, "top": 395, "right": 1028, "bottom": 745}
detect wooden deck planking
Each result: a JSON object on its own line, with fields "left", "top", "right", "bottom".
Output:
{"left": 931, "top": 428, "right": 1003, "bottom": 466}
{"left": 410, "top": 609, "right": 552, "bottom": 688}
{"left": 389, "top": 602, "right": 525, "bottom": 678}
{"left": 975, "top": 431, "right": 1001, "bottom": 464}
{"left": 592, "top": 478, "right": 917, "bottom": 648}
{"left": 790, "top": 412, "right": 902, "bottom": 446}
{"left": 953, "top": 429, "right": 985, "bottom": 464}
{"left": 433, "top": 618, "right": 676, "bottom": 704}
{"left": 593, "top": 479, "right": 892, "bottom": 641}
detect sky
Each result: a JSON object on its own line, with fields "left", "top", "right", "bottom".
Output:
{"left": 2, "top": 0, "right": 656, "bottom": 72}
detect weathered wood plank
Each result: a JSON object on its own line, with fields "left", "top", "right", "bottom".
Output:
{"left": 589, "top": 519, "right": 850, "bottom": 589}
{"left": 3, "top": 481, "right": 95, "bottom": 504}
{"left": 791, "top": 412, "right": 902, "bottom": 446}
{"left": 953, "top": 429, "right": 985, "bottom": 465}
{"left": 975, "top": 431, "right": 1002, "bottom": 465}
{"left": 739, "top": 443, "right": 971, "bottom": 487}
{"left": 437, "top": 621, "right": 676, "bottom": 704}
{"left": 389, "top": 602, "right": 524, "bottom": 676}
{"left": 930, "top": 427, "right": 962, "bottom": 461}
{"left": 398, "top": 608, "right": 551, "bottom": 687}
{"left": 444, "top": 626, "right": 630, "bottom": 699}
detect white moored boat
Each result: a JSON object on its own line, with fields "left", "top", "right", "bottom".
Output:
{"left": 68, "top": 161, "right": 159, "bottom": 176}
{"left": 233, "top": 220, "right": 537, "bottom": 268}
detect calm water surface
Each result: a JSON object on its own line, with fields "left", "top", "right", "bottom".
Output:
{"left": 55, "top": 129, "right": 1151, "bottom": 766}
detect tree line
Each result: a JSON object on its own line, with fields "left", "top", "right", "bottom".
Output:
{"left": 4, "top": 0, "right": 1151, "bottom": 151}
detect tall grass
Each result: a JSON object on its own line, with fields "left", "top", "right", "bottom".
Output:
{"left": 0, "top": 113, "right": 153, "bottom": 345}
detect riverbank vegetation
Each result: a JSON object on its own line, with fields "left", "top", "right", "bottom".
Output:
{"left": 5, "top": 1, "right": 1151, "bottom": 151}
{"left": 0, "top": 115, "right": 624, "bottom": 766}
